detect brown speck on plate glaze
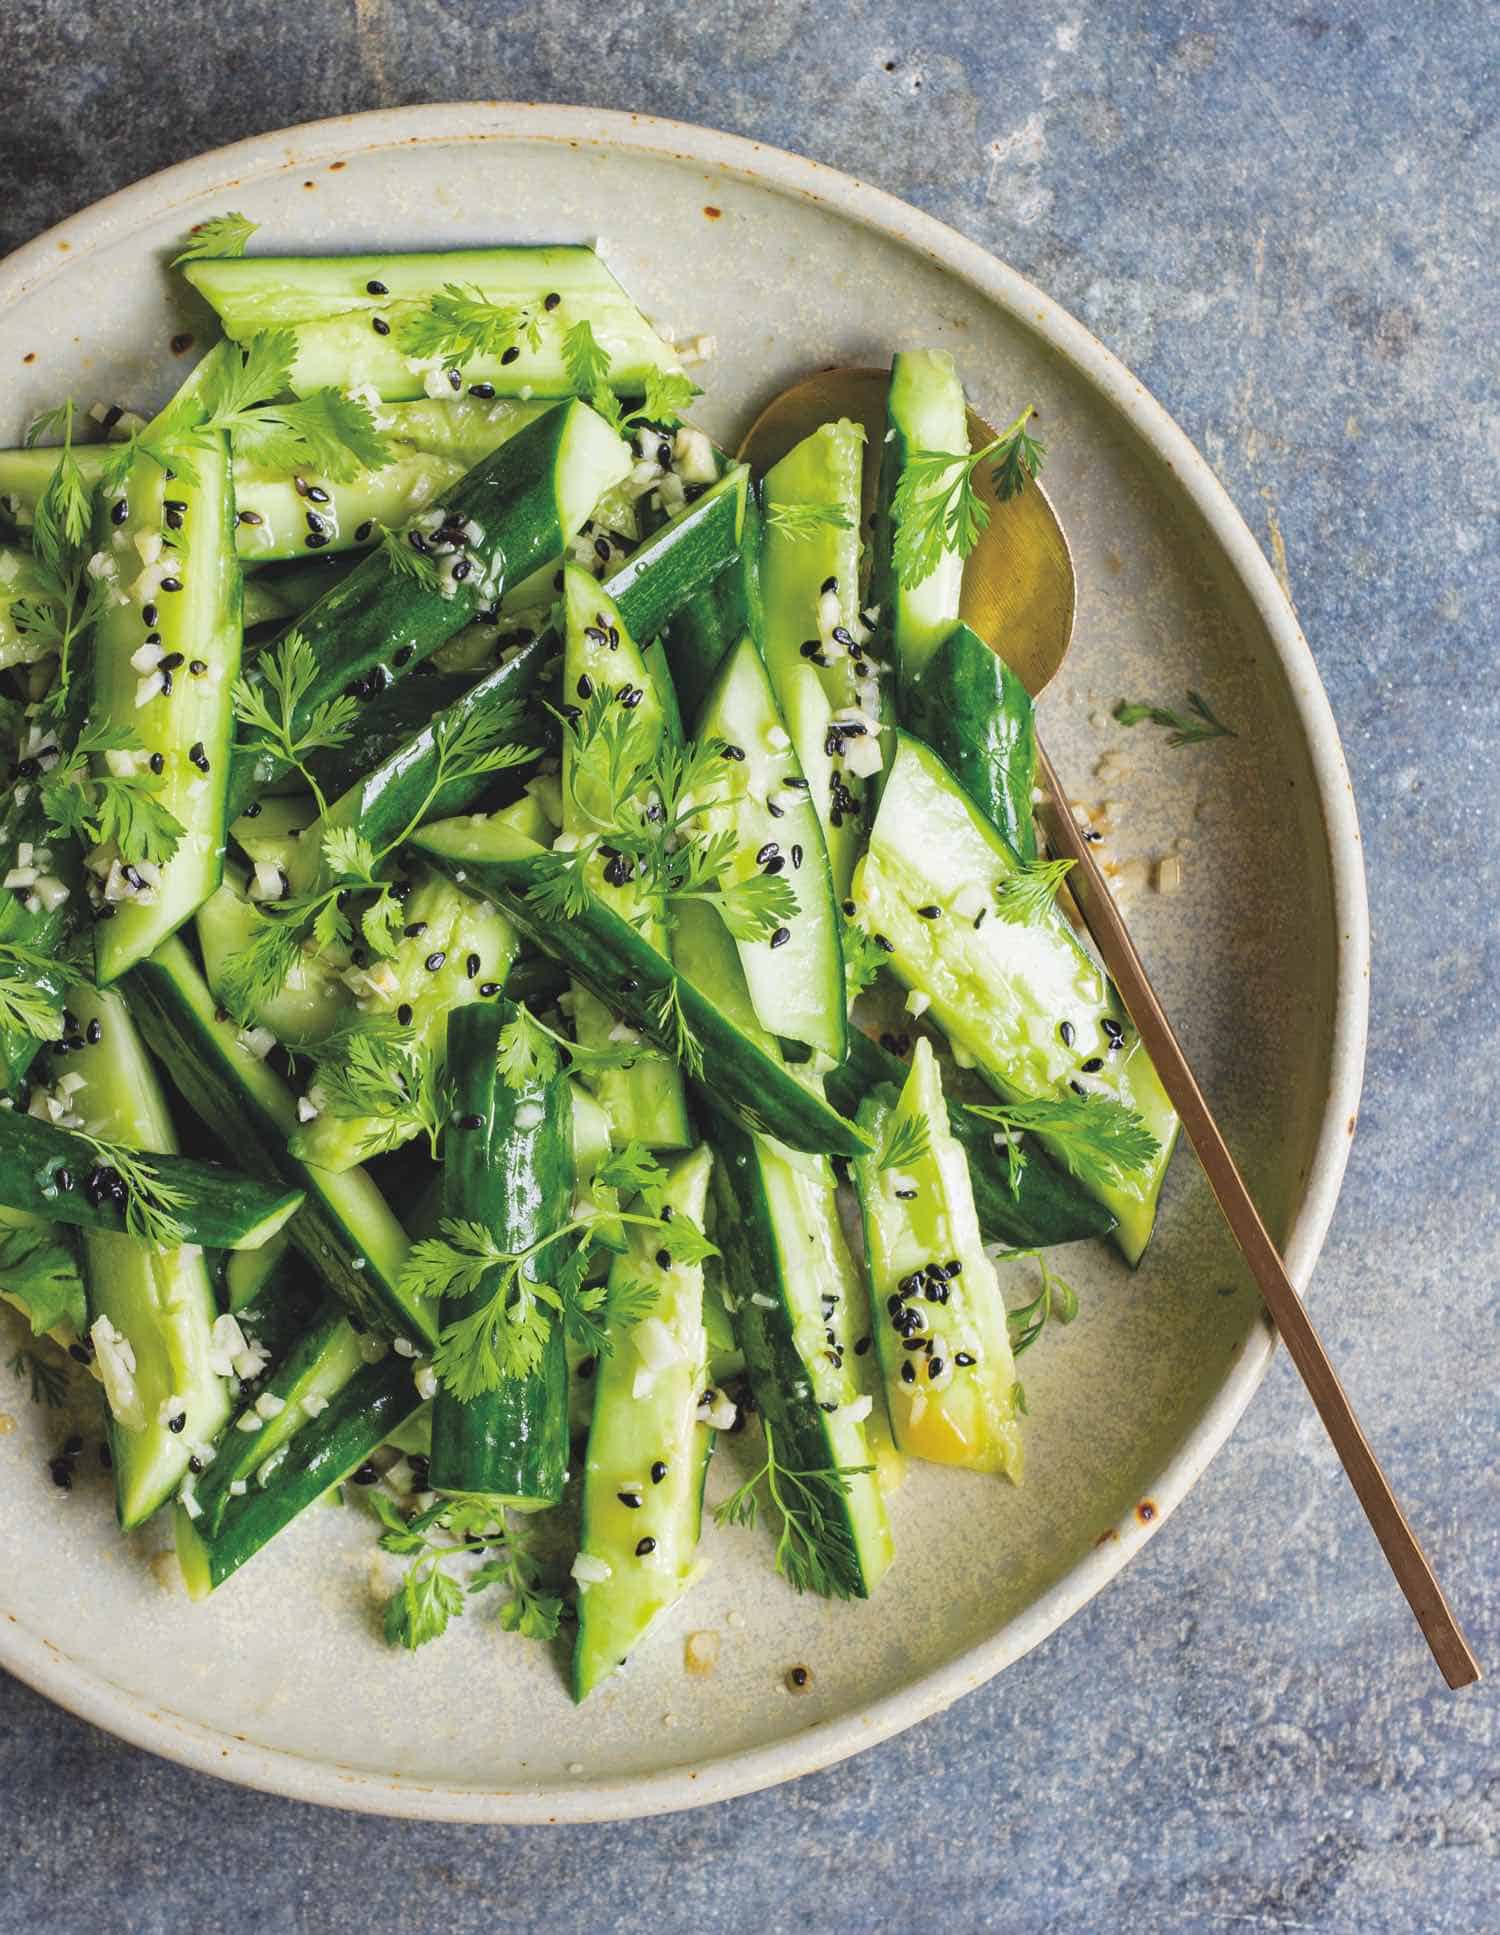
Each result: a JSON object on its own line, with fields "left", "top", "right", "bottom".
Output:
{"left": 703, "top": 204, "right": 722, "bottom": 219}
{"left": 170, "top": 332, "right": 194, "bottom": 355}
{"left": 1135, "top": 1500, "right": 1158, "bottom": 1525}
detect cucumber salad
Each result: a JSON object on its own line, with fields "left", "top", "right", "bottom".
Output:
{"left": 0, "top": 219, "right": 1178, "bottom": 1697}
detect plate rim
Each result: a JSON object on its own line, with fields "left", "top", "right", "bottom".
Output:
{"left": 0, "top": 99, "right": 1370, "bottom": 1825}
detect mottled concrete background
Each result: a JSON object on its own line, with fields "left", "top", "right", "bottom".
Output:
{"left": 2, "top": 4, "right": 1496, "bottom": 1931}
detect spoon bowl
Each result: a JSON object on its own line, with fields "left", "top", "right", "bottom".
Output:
{"left": 737, "top": 366, "right": 1076, "bottom": 698}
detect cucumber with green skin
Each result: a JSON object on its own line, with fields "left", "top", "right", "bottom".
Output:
{"left": 0, "top": 1108, "right": 303, "bottom": 1249}
{"left": 707, "top": 1109, "right": 894, "bottom": 1598}
{"left": 287, "top": 871, "right": 519, "bottom": 1170}
{"left": 852, "top": 732, "right": 1178, "bottom": 1264}
{"left": 689, "top": 631, "right": 847, "bottom": 1060}
{"left": 655, "top": 480, "right": 765, "bottom": 723}
{"left": 88, "top": 403, "right": 241, "bottom": 981}
{"left": 0, "top": 542, "right": 56, "bottom": 671}
{"left": 224, "top": 399, "right": 629, "bottom": 818}
{"left": 411, "top": 814, "right": 873, "bottom": 1158}
{"left": 902, "top": 622, "right": 1038, "bottom": 862}
{"left": 760, "top": 420, "right": 882, "bottom": 896}
{"left": 127, "top": 936, "right": 426, "bottom": 1341}
{"left": 869, "top": 349, "right": 969, "bottom": 686}
{"left": 428, "top": 1001, "right": 572, "bottom": 1509}
{"left": 853, "top": 1038, "right": 1024, "bottom": 1477}
{"left": 823, "top": 1029, "right": 1115, "bottom": 1250}
{"left": 271, "top": 464, "right": 752, "bottom": 896}
{"left": 175, "top": 1350, "right": 422, "bottom": 1596}
{"left": 65, "top": 985, "right": 230, "bottom": 1529}
{"left": 182, "top": 246, "right": 683, "bottom": 402}
{"left": 573, "top": 1143, "right": 716, "bottom": 1701}
{"left": 192, "top": 1302, "right": 367, "bottom": 1536}
{"left": 561, "top": 557, "right": 691, "bottom": 1151}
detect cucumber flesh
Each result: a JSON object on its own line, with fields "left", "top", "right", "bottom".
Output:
{"left": 854, "top": 1038, "right": 1023, "bottom": 1477}
{"left": 572, "top": 1144, "right": 716, "bottom": 1700}
{"left": 710, "top": 1112, "right": 896, "bottom": 1594}
{"left": 560, "top": 558, "right": 691, "bottom": 1150}
{"left": 872, "top": 349, "right": 968, "bottom": 683}
{"left": 90, "top": 411, "right": 241, "bottom": 982}
{"left": 690, "top": 633, "right": 846, "bottom": 1059}
{"left": 182, "top": 248, "right": 682, "bottom": 402}
{"left": 902, "top": 621, "right": 1038, "bottom": 862}
{"left": 760, "top": 421, "right": 883, "bottom": 893}
{"left": 66, "top": 986, "right": 229, "bottom": 1528}
{"left": 853, "top": 732, "right": 1178, "bottom": 1263}
{"left": 127, "top": 937, "right": 423, "bottom": 1341}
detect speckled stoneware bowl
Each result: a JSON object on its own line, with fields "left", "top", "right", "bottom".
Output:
{"left": 0, "top": 103, "right": 1368, "bottom": 1823}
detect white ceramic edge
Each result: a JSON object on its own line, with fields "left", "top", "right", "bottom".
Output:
{"left": 0, "top": 102, "right": 1370, "bottom": 1826}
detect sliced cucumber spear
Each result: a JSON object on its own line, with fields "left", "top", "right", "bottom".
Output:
{"left": 689, "top": 631, "right": 847, "bottom": 1061}
{"left": 869, "top": 347, "right": 969, "bottom": 685}
{"left": 902, "top": 622, "right": 1039, "bottom": 863}
{"left": 852, "top": 732, "right": 1179, "bottom": 1263}
{"left": 0, "top": 1108, "right": 302, "bottom": 1249}
{"left": 709, "top": 1111, "right": 895, "bottom": 1596}
{"left": 411, "top": 813, "right": 873, "bottom": 1158}
{"left": 127, "top": 936, "right": 426, "bottom": 1342}
{"left": 854, "top": 1038, "right": 1024, "bottom": 1477}
{"left": 428, "top": 1001, "right": 572, "bottom": 1510}
{"left": 181, "top": 246, "right": 684, "bottom": 402}
{"left": 63, "top": 985, "right": 229, "bottom": 1529}
{"left": 573, "top": 1143, "right": 716, "bottom": 1701}
{"left": 760, "top": 419, "right": 884, "bottom": 896}
{"left": 225, "top": 398, "right": 630, "bottom": 817}
{"left": 89, "top": 404, "right": 241, "bottom": 982}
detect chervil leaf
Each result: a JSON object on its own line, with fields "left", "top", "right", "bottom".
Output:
{"left": 74, "top": 1134, "right": 190, "bottom": 1249}
{"left": 0, "top": 942, "right": 80, "bottom": 1045}
{"left": 563, "top": 319, "right": 611, "bottom": 396}
{"left": 173, "top": 211, "right": 259, "bottom": 263}
{"left": 993, "top": 856, "right": 1074, "bottom": 926}
{"left": 310, "top": 1019, "right": 448, "bottom": 1160}
{"left": 879, "top": 1110, "right": 931, "bottom": 1171}
{"left": 1112, "top": 689, "right": 1235, "bottom": 747}
{"left": 765, "top": 501, "right": 855, "bottom": 542}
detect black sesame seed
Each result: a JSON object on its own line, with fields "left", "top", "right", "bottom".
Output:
{"left": 785, "top": 776, "right": 810, "bottom": 790}
{"left": 500, "top": 345, "right": 520, "bottom": 365}
{"left": 456, "top": 1112, "right": 485, "bottom": 1131}
{"left": 854, "top": 1335, "right": 871, "bottom": 1355}
{"left": 620, "top": 685, "right": 643, "bottom": 710}
{"left": 371, "top": 316, "right": 390, "bottom": 335}
{"left": 305, "top": 532, "right": 329, "bottom": 550}
{"left": 307, "top": 485, "right": 330, "bottom": 504}
{"left": 243, "top": 802, "right": 262, "bottom": 818}
{"left": 1070, "top": 1080, "right": 1087, "bottom": 1096}
{"left": 901, "top": 1361, "right": 916, "bottom": 1384}
{"left": 424, "top": 951, "right": 446, "bottom": 972}
{"left": 755, "top": 842, "right": 781, "bottom": 865}
{"left": 617, "top": 1490, "right": 642, "bottom": 1508}
{"left": 819, "top": 1400, "right": 839, "bottom": 1414}
{"left": 188, "top": 1455, "right": 203, "bottom": 1475}
{"left": 396, "top": 1003, "right": 413, "bottom": 1025}
{"left": 148, "top": 752, "right": 164, "bottom": 775}
{"left": 69, "top": 1342, "right": 92, "bottom": 1364}
{"left": 188, "top": 742, "right": 210, "bottom": 773}
{"left": 351, "top": 1463, "right": 379, "bottom": 1486}
{"left": 167, "top": 1412, "right": 186, "bottom": 1434}
{"left": 799, "top": 640, "right": 823, "bottom": 660}
{"left": 769, "top": 925, "right": 792, "bottom": 949}
{"left": 619, "top": 976, "right": 639, "bottom": 993}
{"left": 354, "top": 520, "right": 374, "bottom": 544}
{"left": 142, "top": 602, "right": 158, "bottom": 626}
{"left": 159, "top": 577, "right": 182, "bottom": 593}
{"left": 955, "top": 1352, "right": 976, "bottom": 1367}
{"left": 655, "top": 1248, "right": 673, "bottom": 1270}
{"left": 895, "top": 1188, "right": 918, "bottom": 1200}
{"left": 928, "top": 1357, "right": 945, "bottom": 1379}
{"left": 842, "top": 899, "right": 856, "bottom": 916}
{"left": 820, "top": 575, "right": 837, "bottom": 594}
{"left": 577, "top": 673, "right": 594, "bottom": 699}
{"left": 721, "top": 743, "right": 746, "bottom": 761}
{"left": 469, "top": 382, "right": 496, "bottom": 399}
{"left": 916, "top": 904, "right": 942, "bottom": 920}
{"left": 478, "top": 982, "right": 500, "bottom": 997}
{"left": 651, "top": 1460, "right": 667, "bottom": 1483}
{"left": 791, "top": 844, "right": 803, "bottom": 868}
{"left": 111, "top": 497, "right": 129, "bottom": 526}
{"left": 366, "top": 279, "right": 388, "bottom": 295}
{"left": 393, "top": 644, "right": 415, "bottom": 667}
{"left": 55, "top": 1167, "right": 74, "bottom": 1192}
{"left": 831, "top": 625, "right": 854, "bottom": 648}
{"left": 63, "top": 1434, "right": 83, "bottom": 1457}
{"left": 788, "top": 1665, "right": 810, "bottom": 1689}
{"left": 766, "top": 799, "right": 785, "bottom": 819}
{"left": 761, "top": 855, "right": 786, "bottom": 876}
{"left": 48, "top": 1458, "right": 73, "bottom": 1490}
{"left": 1059, "top": 1020, "right": 1075, "bottom": 1047}
{"left": 189, "top": 659, "right": 207, "bottom": 675}
{"left": 544, "top": 291, "right": 561, "bottom": 310}
{"left": 159, "top": 651, "right": 184, "bottom": 672}
{"left": 577, "top": 1356, "right": 597, "bottom": 1380}
{"left": 1081, "top": 1056, "right": 1105, "bottom": 1073}
{"left": 305, "top": 510, "right": 327, "bottom": 535}
{"left": 635, "top": 1536, "right": 656, "bottom": 1557}
{"left": 873, "top": 933, "right": 895, "bottom": 953}
{"left": 451, "top": 557, "right": 472, "bottom": 581}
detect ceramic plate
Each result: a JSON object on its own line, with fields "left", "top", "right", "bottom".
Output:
{"left": 0, "top": 103, "right": 1367, "bottom": 1823}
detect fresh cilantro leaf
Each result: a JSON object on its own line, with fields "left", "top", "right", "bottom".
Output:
{"left": 1112, "top": 690, "right": 1235, "bottom": 747}
{"left": 399, "top": 285, "right": 535, "bottom": 369}
{"left": 0, "top": 1224, "right": 85, "bottom": 1336}
{"left": 563, "top": 319, "right": 611, "bottom": 396}
{"left": 635, "top": 369, "right": 701, "bottom": 427}
{"left": 310, "top": 1019, "right": 448, "bottom": 1160}
{"left": 966, "top": 1092, "right": 1160, "bottom": 1194}
{"left": 0, "top": 942, "right": 80, "bottom": 1045}
{"left": 712, "top": 870, "right": 800, "bottom": 942}
{"left": 890, "top": 403, "right": 1045, "bottom": 591}
{"left": 231, "top": 387, "right": 392, "bottom": 483}
{"left": 232, "top": 627, "right": 359, "bottom": 811}
{"left": 173, "top": 211, "right": 259, "bottom": 263}
{"left": 841, "top": 920, "right": 889, "bottom": 997}
{"left": 495, "top": 1004, "right": 561, "bottom": 1089}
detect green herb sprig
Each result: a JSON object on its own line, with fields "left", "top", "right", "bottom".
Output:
{"left": 713, "top": 1417, "right": 872, "bottom": 1600}
{"left": 890, "top": 403, "right": 1045, "bottom": 590}
{"left": 1113, "top": 691, "right": 1235, "bottom": 747}
{"left": 967, "top": 1091, "right": 1160, "bottom": 1197}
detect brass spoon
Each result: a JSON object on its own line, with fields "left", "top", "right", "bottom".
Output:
{"left": 740, "top": 369, "right": 1480, "bottom": 1691}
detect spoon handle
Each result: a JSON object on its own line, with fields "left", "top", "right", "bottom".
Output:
{"left": 1032, "top": 742, "right": 1481, "bottom": 1690}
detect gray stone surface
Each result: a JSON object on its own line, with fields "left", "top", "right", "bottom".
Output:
{"left": 2, "top": 3, "right": 1496, "bottom": 1929}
